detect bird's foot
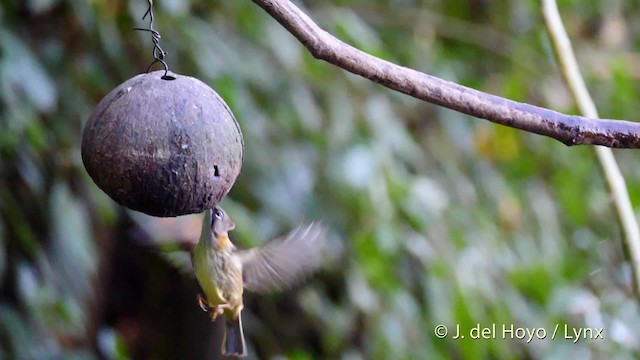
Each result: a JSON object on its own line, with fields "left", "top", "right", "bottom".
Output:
{"left": 209, "top": 303, "right": 231, "bottom": 322}
{"left": 196, "top": 294, "right": 209, "bottom": 312}
{"left": 196, "top": 294, "right": 230, "bottom": 322}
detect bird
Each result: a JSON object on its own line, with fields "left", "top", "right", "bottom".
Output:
{"left": 191, "top": 206, "right": 328, "bottom": 357}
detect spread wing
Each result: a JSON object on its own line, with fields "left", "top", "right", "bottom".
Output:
{"left": 238, "top": 222, "right": 327, "bottom": 293}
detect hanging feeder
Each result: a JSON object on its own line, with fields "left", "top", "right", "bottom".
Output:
{"left": 82, "top": 1, "right": 243, "bottom": 217}
{"left": 81, "top": 71, "right": 244, "bottom": 217}
{"left": 82, "top": 0, "right": 244, "bottom": 216}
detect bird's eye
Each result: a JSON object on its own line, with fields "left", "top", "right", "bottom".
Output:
{"left": 214, "top": 209, "right": 223, "bottom": 219}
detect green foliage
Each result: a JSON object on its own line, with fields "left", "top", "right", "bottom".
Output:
{"left": 1, "top": 0, "right": 640, "bottom": 359}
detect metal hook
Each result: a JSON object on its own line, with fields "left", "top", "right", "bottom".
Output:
{"left": 134, "top": 0, "right": 174, "bottom": 80}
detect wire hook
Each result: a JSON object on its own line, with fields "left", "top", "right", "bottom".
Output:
{"left": 134, "top": 0, "right": 174, "bottom": 80}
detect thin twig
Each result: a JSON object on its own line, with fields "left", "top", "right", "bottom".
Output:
{"left": 542, "top": 0, "right": 640, "bottom": 297}
{"left": 250, "top": 0, "right": 640, "bottom": 148}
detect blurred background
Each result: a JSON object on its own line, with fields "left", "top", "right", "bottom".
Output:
{"left": 2, "top": 0, "right": 640, "bottom": 358}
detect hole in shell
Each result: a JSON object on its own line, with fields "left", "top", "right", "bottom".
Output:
{"left": 214, "top": 165, "right": 220, "bottom": 177}
{"left": 161, "top": 75, "right": 176, "bottom": 81}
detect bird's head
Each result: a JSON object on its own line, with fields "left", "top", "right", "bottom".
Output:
{"left": 211, "top": 206, "right": 236, "bottom": 236}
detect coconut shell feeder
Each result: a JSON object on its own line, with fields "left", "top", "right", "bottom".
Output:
{"left": 82, "top": 70, "right": 244, "bottom": 217}
{"left": 82, "top": 3, "right": 243, "bottom": 217}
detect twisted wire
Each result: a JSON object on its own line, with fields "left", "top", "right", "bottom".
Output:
{"left": 134, "top": 0, "right": 173, "bottom": 79}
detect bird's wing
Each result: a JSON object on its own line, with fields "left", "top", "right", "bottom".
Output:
{"left": 237, "top": 222, "right": 327, "bottom": 293}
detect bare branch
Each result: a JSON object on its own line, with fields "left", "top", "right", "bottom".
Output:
{"left": 251, "top": 0, "right": 640, "bottom": 148}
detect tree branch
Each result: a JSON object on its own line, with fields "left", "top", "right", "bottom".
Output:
{"left": 251, "top": 0, "right": 640, "bottom": 148}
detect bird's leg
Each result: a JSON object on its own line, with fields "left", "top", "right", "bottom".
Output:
{"left": 209, "top": 303, "right": 231, "bottom": 321}
{"left": 196, "top": 294, "right": 209, "bottom": 312}
{"left": 196, "top": 293, "right": 231, "bottom": 321}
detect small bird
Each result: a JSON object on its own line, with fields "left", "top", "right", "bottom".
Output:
{"left": 191, "top": 206, "right": 327, "bottom": 357}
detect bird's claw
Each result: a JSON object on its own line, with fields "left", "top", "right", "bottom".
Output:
{"left": 209, "top": 308, "right": 222, "bottom": 321}
{"left": 196, "top": 294, "right": 231, "bottom": 322}
{"left": 197, "top": 294, "right": 208, "bottom": 312}
{"left": 209, "top": 303, "right": 231, "bottom": 322}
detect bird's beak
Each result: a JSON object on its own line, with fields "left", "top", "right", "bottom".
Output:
{"left": 200, "top": 208, "right": 214, "bottom": 243}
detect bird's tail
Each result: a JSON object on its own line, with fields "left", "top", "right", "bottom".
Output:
{"left": 223, "top": 314, "right": 246, "bottom": 357}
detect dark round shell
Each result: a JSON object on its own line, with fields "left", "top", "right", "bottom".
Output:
{"left": 81, "top": 71, "right": 244, "bottom": 217}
